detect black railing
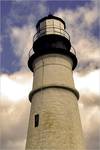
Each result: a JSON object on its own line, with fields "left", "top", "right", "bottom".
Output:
{"left": 29, "top": 48, "right": 34, "bottom": 58}
{"left": 33, "top": 26, "right": 70, "bottom": 42}
{"left": 70, "top": 45, "right": 76, "bottom": 56}
{"left": 29, "top": 26, "right": 77, "bottom": 58}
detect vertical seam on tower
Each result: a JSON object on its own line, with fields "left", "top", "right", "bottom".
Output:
{"left": 41, "top": 57, "right": 44, "bottom": 145}
{"left": 41, "top": 57, "right": 44, "bottom": 99}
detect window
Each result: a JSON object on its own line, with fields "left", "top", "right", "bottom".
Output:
{"left": 35, "top": 114, "right": 39, "bottom": 127}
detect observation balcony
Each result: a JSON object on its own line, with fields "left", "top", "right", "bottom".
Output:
{"left": 33, "top": 26, "right": 70, "bottom": 43}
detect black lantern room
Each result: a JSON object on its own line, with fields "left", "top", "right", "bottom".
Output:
{"left": 28, "top": 14, "right": 77, "bottom": 71}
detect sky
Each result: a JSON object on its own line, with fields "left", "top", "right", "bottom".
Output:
{"left": 0, "top": 0, "right": 100, "bottom": 150}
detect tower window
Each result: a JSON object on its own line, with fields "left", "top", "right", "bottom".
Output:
{"left": 35, "top": 114, "right": 39, "bottom": 127}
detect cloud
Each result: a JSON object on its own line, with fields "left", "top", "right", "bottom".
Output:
{"left": 0, "top": 37, "right": 3, "bottom": 53}
{"left": 0, "top": 69, "right": 100, "bottom": 150}
{"left": 79, "top": 104, "right": 100, "bottom": 150}
{"left": 74, "top": 69, "right": 100, "bottom": 95}
{"left": 7, "top": 0, "right": 99, "bottom": 73}
{"left": 55, "top": 2, "right": 100, "bottom": 73}
{"left": 1, "top": 1, "right": 100, "bottom": 150}
{"left": 74, "top": 69, "right": 100, "bottom": 150}
{"left": 0, "top": 71, "right": 32, "bottom": 150}
{"left": 0, "top": 0, "right": 99, "bottom": 73}
{"left": 9, "top": 25, "right": 36, "bottom": 70}
{"left": 1, "top": 100, "right": 30, "bottom": 150}
{"left": 79, "top": 98, "right": 100, "bottom": 150}
{"left": 37, "top": 1, "right": 49, "bottom": 17}
{"left": 7, "top": 1, "right": 49, "bottom": 71}
{"left": 1, "top": 71, "right": 32, "bottom": 101}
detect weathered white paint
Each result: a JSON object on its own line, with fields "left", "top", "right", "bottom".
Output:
{"left": 25, "top": 54, "right": 84, "bottom": 150}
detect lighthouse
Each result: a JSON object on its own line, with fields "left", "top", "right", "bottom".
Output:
{"left": 25, "top": 15, "right": 84, "bottom": 150}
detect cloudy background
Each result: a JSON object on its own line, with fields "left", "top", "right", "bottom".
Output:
{"left": 0, "top": 0, "right": 100, "bottom": 150}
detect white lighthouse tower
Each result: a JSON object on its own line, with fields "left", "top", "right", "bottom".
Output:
{"left": 25, "top": 14, "right": 84, "bottom": 150}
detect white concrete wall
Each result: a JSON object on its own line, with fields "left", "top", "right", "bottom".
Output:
{"left": 33, "top": 54, "right": 75, "bottom": 90}
{"left": 25, "top": 54, "right": 84, "bottom": 150}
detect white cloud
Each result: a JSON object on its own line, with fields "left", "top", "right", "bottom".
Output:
{"left": 0, "top": 71, "right": 31, "bottom": 150}
{"left": 2, "top": 1, "right": 100, "bottom": 149}
{"left": 74, "top": 69, "right": 100, "bottom": 95}
{"left": 55, "top": 2, "right": 100, "bottom": 72}
{"left": 79, "top": 99, "right": 100, "bottom": 150}
{"left": 74, "top": 69, "right": 100, "bottom": 150}
{"left": 37, "top": 1, "right": 49, "bottom": 17}
{"left": 0, "top": 68, "right": 100, "bottom": 149}
{"left": 55, "top": 0, "right": 99, "bottom": 28}
{"left": 0, "top": 71, "right": 32, "bottom": 102}
{"left": 8, "top": 0, "right": 99, "bottom": 73}
{"left": 10, "top": 25, "right": 36, "bottom": 70}
{"left": 7, "top": 1, "right": 49, "bottom": 71}
{"left": 8, "top": 1, "right": 49, "bottom": 71}
{"left": 1, "top": 99, "right": 30, "bottom": 150}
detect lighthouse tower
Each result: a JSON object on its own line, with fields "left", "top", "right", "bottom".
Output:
{"left": 25, "top": 15, "right": 84, "bottom": 150}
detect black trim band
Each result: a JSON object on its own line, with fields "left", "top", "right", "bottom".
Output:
{"left": 29, "top": 85, "right": 79, "bottom": 102}
{"left": 28, "top": 52, "right": 77, "bottom": 72}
